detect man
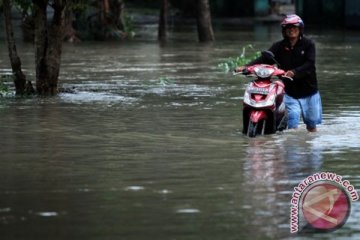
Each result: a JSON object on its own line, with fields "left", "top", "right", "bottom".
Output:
{"left": 235, "top": 14, "right": 322, "bottom": 132}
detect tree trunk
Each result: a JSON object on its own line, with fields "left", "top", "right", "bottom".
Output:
{"left": 102, "top": 0, "right": 110, "bottom": 23}
{"left": 33, "top": 0, "right": 48, "bottom": 94}
{"left": 64, "top": 8, "right": 80, "bottom": 42}
{"left": 196, "top": 0, "right": 215, "bottom": 42}
{"left": 114, "top": 0, "right": 125, "bottom": 31}
{"left": 98, "top": 0, "right": 126, "bottom": 39}
{"left": 33, "top": 0, "right": 66, "bottom": 95}
{"left": 3, "top": 0, "right": 27, "bottom": 95}
{"left": 46, "top": 0, "right": 66, "bottom": 95}
{"left": 158, "top": 0, "right": 168, "bottom": 42}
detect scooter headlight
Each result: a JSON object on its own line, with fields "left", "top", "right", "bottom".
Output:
{"left": 254, "top": 66, "right": 274, "bottom": 78}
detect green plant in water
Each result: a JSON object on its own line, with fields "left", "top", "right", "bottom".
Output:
{"left": 218, "top": 44, "right": 260, "bottom": 73}
{"left": 124, "top": 14, "right": 136, "bottom": 38}
{"left": 158, "top": 77, "right": 174, "bottom": 86}
{"left": 0, "top": 75, "right": 11, "bottom": 97}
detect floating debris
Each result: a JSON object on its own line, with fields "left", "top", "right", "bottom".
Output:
{"left": 124, "top": 186, "right": 145, "bottom": 191}
{"left": 176, "top": 209, "right": 200, "bottom": 214}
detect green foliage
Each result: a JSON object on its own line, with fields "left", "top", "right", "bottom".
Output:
{"left": 218, "top": 45, "right": 260, "bottom": 73}
{"left": 8, "top": 0, "right": 136, "bottom": 41}
{"left": 124, "top": 13, "right": 136, "bottom": 38}
{"left": 0, "top": 75, "right": 11, "bottom": 97}
{"left": 68, "top": 0, "right": 88, "bottom": 12}
{"left": 13, "top": 0, "right": 89, "bottom": 15}
{"left": 158, "top": 77, "right": 174, "bottom": 86}
{"left": 13, "top": 0, "right": 33, "bottom": 16}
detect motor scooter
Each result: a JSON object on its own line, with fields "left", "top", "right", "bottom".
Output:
{"left": 235, "top": 51, "right": 292, "bottom": 137}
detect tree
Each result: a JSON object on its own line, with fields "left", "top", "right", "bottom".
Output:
{"left": 158, "top": 0, "right": 167, "bottom": 42}
{"left": 3, "top": 0, "right": 28, "bottom": 95}
{"left": 99, "top": 0, "right": 127, "bottom": 39}
{"left": 33, "top": 0, "right": 67, "bottom": 95}
{"left": 3, "top": 0, "right": 67, "bottom": 96}
{"left": 196, "top": 0, "right": 215, "bottom": 42}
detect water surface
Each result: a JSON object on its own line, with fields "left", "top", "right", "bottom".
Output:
{"left": 1, "top": 25, "right": 360, "bottom": 240}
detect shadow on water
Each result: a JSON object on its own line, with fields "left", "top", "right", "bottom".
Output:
{"left": 1, "top": 24, "right": 360, "bottom": 239}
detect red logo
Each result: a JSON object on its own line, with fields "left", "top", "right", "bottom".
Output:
{"left": 301, "top": 182, "right": 351, "bottom": 231}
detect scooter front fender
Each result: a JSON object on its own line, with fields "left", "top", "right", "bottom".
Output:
{"left": 249, "top": 110, "right": 267, "bottom": 123}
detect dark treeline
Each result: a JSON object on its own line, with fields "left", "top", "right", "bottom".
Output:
{"left": 129, "top": 0, "right": 255, "bottom": 17}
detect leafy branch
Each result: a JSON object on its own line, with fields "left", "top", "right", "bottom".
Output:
{"left": 218, "top": 44, "right": 260, "bottom": 73}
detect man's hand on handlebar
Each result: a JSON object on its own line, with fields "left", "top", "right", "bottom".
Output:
{"left": 234, "top": 66, "right": 245, "bottom": 73}
{"left": 284, "top": 70, "right": 295, "bottom": 78}
{"left": 282, "top": 70, "right": 294, "bottom": 81}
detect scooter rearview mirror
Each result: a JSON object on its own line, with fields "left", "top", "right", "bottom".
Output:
{"left": 261, "top": 50, "right": 281, "bottom": 67}
{"left": 261, "top": 50, "right": 275, "bottom": 59}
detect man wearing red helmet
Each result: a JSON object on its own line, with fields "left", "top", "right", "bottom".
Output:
{"left": 235, "top": 14, "right": 322, "bottom": 132}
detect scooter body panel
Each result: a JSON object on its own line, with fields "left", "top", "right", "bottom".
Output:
{"left": 240, "top": 64, "right": 288, "bottom": 137}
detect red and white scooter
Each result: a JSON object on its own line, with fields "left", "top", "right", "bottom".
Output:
{"left": 235, "top": 51, "right": 292, "bottom": 137}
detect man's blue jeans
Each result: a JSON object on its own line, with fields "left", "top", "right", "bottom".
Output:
{"left": 284, "top": 92, "right": 322, "bottom": 129}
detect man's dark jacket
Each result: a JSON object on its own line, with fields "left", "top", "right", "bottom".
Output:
{"left": 247, "top": 36, "right": 318, "bottom": 99}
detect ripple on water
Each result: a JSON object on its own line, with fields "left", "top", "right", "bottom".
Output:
{"left": 58, "top": 79, "right": 228, "bottom": 108}
{"left": 124, "top": 186, "right": 145, "bottom": 191}
{"left": 35, "top": 212, "right": 59, "bottom": 217}
{"left": 309, "top": 111, "right": 360, "bottom": 152}
{"left": 59, "top": 91, "right": 137, "bottom": 104}
{"left": 176, "top": 209, "right": 201, "bottom": 214}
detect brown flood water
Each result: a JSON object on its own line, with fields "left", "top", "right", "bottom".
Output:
{"left": 1, "top": 24, "right": 360, "bottom": 239}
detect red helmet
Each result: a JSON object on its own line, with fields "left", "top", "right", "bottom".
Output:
{"left": 281, "top": 14, "right": 304, "bottom": 29}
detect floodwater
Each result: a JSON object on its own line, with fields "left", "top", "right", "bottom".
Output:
{"left": 1, "top": 24, "right": 360, "bottom": 240}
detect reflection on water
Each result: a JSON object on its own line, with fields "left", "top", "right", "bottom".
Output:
{"left": 0, "top": 26, "right": 360, "bottom": 239}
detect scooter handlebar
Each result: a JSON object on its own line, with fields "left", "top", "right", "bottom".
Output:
{"left": 232, "top": 67, "right": 251, "bottom": 76}
{"left": 242, "top": 68, "right": 251, "bottom": 75}
{"left": 233, "top": 65, "right": 293, "bottom": 81}
{"left": 281, "top": 75, "right": 294, "bottom": 81}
